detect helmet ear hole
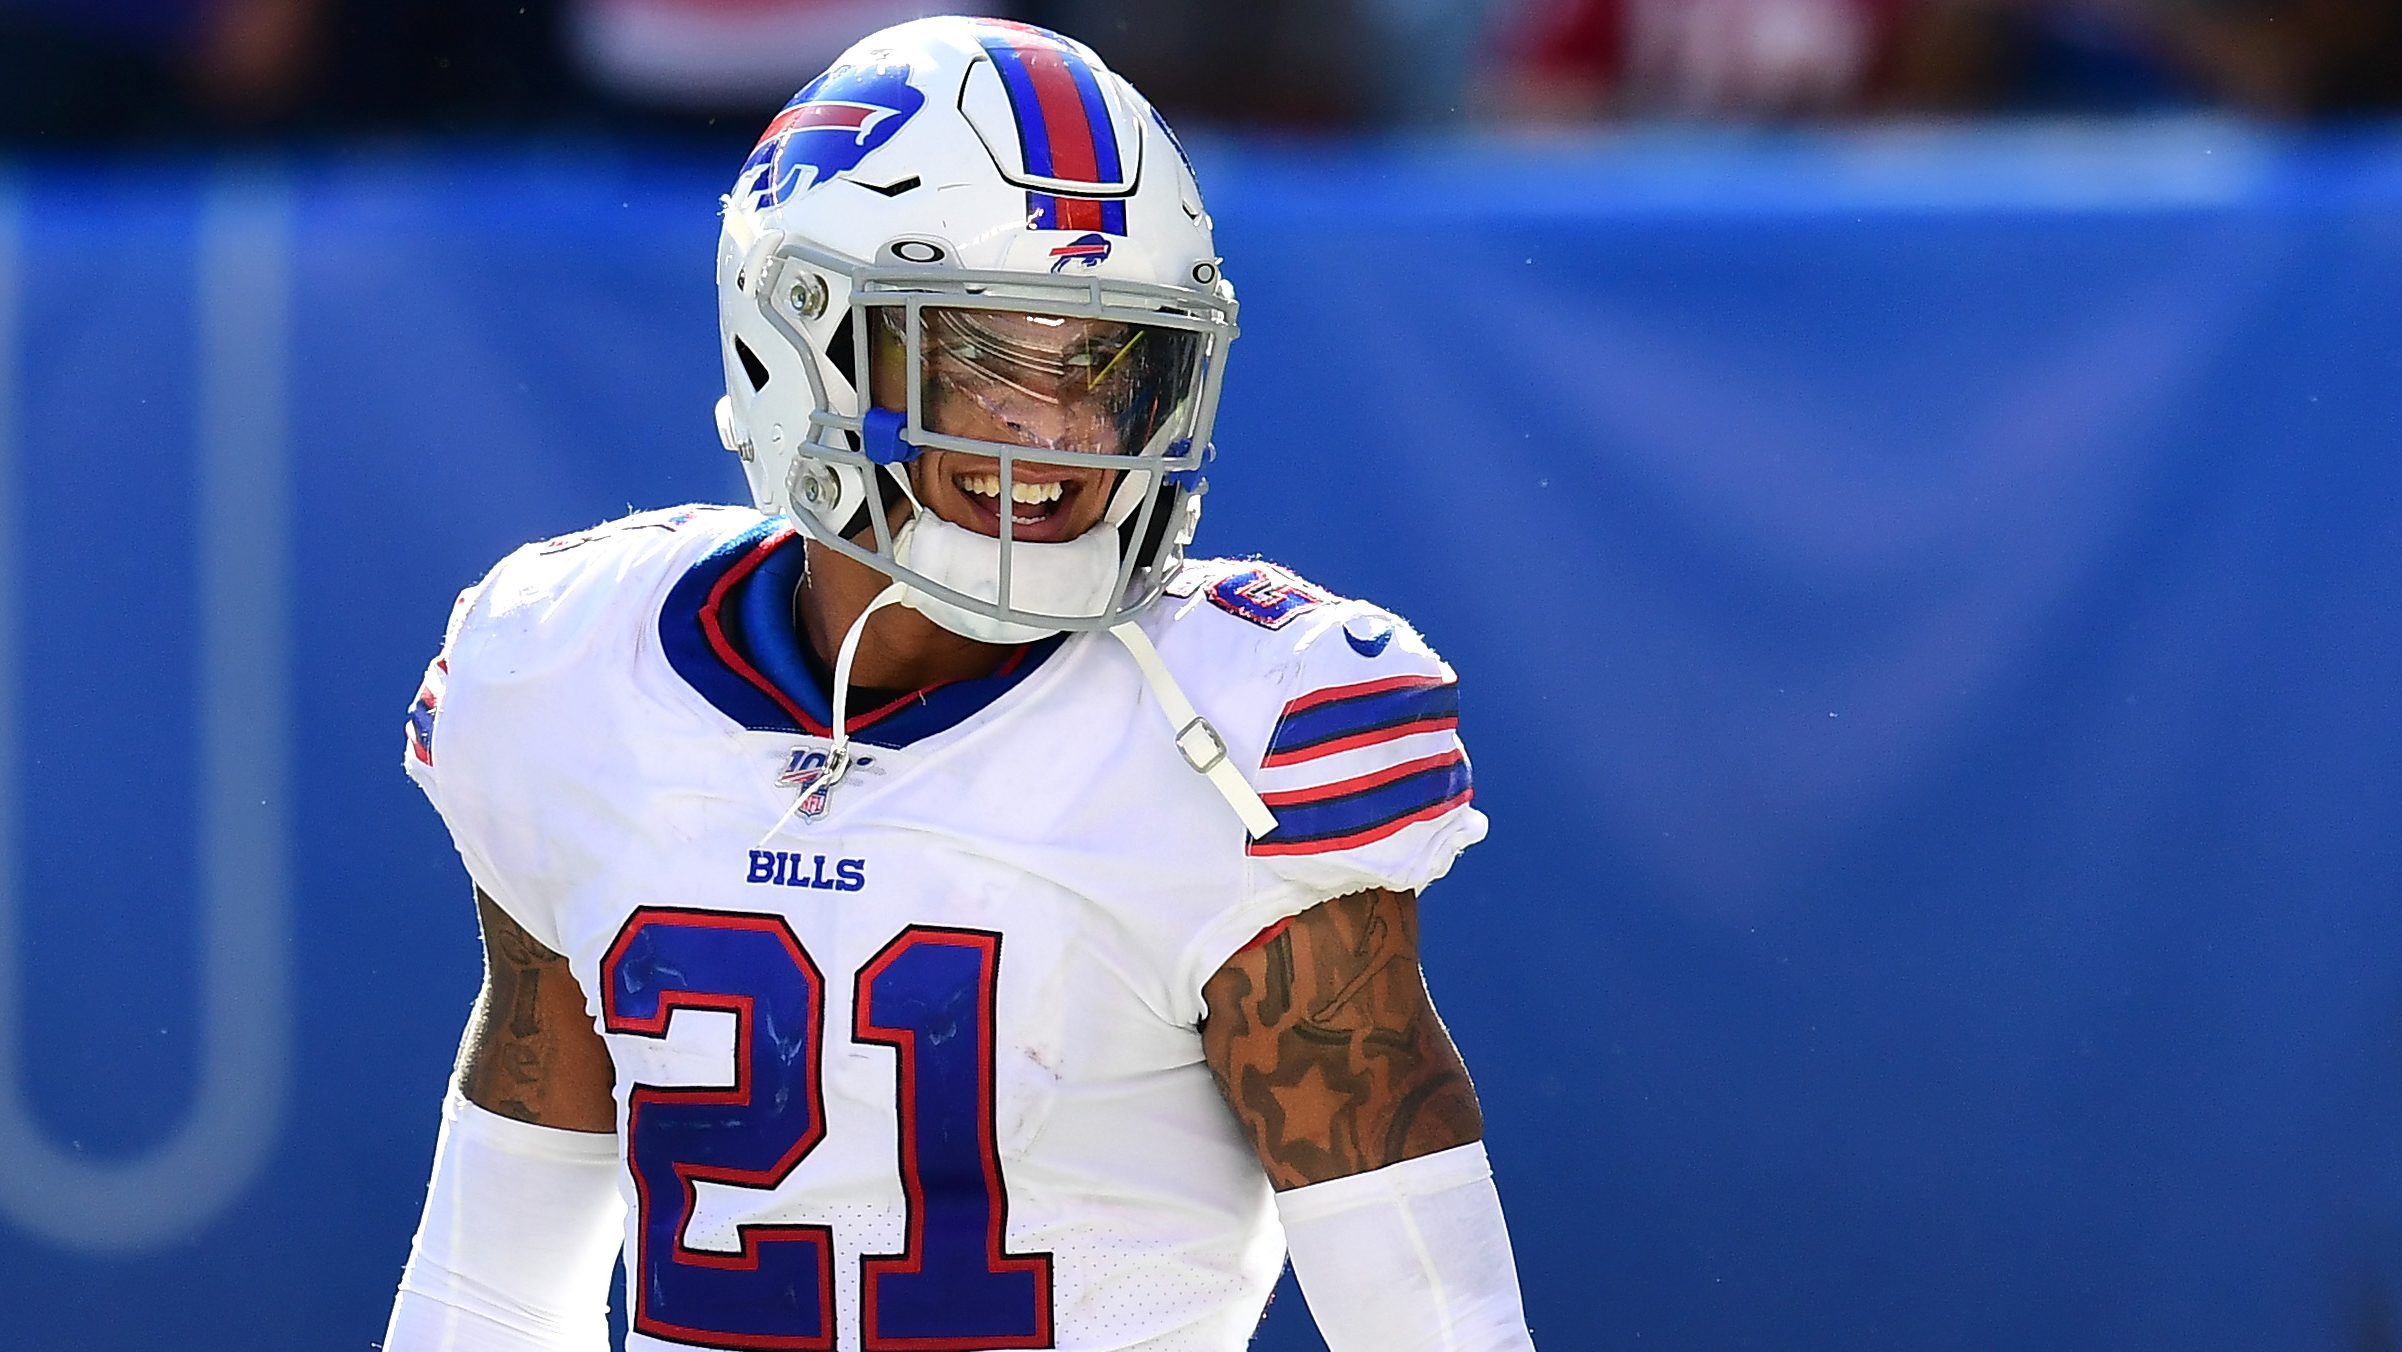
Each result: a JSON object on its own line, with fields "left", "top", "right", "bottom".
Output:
{"left": 733, "top": 337, "right": 772, "bottom": 392}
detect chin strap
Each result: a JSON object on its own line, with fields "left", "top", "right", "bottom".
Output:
{"left": 760, "top": 582, "right": 905, "bottom": 845}
{"left": 1108, "top": 621, "right": 1279, "bottom": 839}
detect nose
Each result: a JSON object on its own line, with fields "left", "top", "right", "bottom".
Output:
{"left": 960, "top": 383, "right": 1117, "bottom": 453}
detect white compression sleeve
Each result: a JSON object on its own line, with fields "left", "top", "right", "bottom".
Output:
{"left": 383, "top": 1090, "right": 627, "bottom": 1352}
{"left": 1275, "top": 1141, "right": 1537, "bottom": 1352}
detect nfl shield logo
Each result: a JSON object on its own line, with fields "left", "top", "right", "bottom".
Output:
{"left": 782, "top": 767, "right": 836, "bottom": 821}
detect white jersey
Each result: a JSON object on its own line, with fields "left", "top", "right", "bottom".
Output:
{"left": 404, "top": 505, "right": 1486, "bottom": 1352}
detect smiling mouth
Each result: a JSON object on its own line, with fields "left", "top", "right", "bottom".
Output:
{"left": 952, "top": 471, "right": 1084, "bottom": 540}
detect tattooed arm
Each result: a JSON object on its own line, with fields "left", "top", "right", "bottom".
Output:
{"left": 1202, "top": 890, "right": 1533, "bottom": 1347}
{"left": 1200, "top": 887, "right": 1483, "bottom": 1189}
{"left": 456, "top": 888, "right": 615, "bottom": 1131}
{"left": 384, "top": 890, "right": 623, "bottom": 1351}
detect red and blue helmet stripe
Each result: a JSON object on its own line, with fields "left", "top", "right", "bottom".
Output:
{"left": 1028, "top": 192, "right": 1126, "bottom": 235}
{"left": 976, "top": 22, "right": 1130, "bottom": 235}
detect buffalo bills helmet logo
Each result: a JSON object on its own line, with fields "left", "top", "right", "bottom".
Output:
{"left": 1048, "top": 232, "right": 1112, "bottom": 273}
{"left": 742, "top": 60, "right": 926, "bottom": 209}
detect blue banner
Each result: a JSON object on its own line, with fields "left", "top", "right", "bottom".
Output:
{"left": 0, "top": 124, "right": 2397, "bottom": 1349}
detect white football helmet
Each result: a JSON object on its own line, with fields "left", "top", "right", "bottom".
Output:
{"left": 714, "top": 16, "right": 1237, "bottom": 642}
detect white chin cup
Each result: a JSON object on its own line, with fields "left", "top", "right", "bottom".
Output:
{"left": 891, "top": 510, "right": 1122, "bottom": 644}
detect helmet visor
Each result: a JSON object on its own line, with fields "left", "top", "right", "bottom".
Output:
{"left": 871, "top": 307, "right": 1206, "bottom": 460}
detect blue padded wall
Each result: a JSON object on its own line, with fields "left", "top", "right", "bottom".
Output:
{"left": 0, "top": 125, "right": 2398, "bottom": 1349}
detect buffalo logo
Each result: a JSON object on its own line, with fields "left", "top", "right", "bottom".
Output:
{"left": 742, "top": 60, "right": 926, "bottom": 209}
{"left": 1048, "top": 232, "right": 1112, "bottom": 273}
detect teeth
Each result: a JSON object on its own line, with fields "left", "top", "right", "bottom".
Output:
{"left": 956, "top": 474, "right": 1064, "bottom": 507}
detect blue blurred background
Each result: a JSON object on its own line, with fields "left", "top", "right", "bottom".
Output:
{"left": 2, "top": 3, "right": 2401, "bottom": 1351}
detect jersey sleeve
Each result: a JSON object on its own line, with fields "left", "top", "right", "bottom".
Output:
{"left": 1240, "top": 605, "right": 1487, "bottom": 909}
{"left": 400, "top": 554, "right": 578, "bottom": 953}
{"left": 1151, "top": 565, "right": 1492, "bottom": 1006}
{"left": 1249, "top": 614, "right": 1489, "bottom": 907}
{"left": 403, "top": 506, "right": 743, "bottom": 956}
{"left": 402, "top": 572, "right": 564, "bottom": 947}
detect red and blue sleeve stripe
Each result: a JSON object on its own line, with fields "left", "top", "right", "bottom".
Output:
{"left": 1248, "top": 749, "right": 1474, "bottom": 856}
{"left": 404, "top": 661, "right": 443, "bottom": 766}
{"left": 977, "top": 26, "right": 1129, "bottom": 234}
{"left": 1260, "top": 674, "right": 1461, "bottom": 768}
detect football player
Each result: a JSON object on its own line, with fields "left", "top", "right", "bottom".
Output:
{"left": 385, "top": 17, "right": 1534, "bottom": 1352}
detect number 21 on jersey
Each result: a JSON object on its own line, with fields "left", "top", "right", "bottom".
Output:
{"left": 603, "top": 908, "right": 1054, "bottom": 1350}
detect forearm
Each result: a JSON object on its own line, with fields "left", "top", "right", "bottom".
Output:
{"left": 1277, "top": 1141, "right": 1535, "bottom": 1351}
{"left": 384, "top": 1091, "right": 625, "bottom": 1352}
{"left": 388, "top": 892, "right": 627, "bottom": 1349}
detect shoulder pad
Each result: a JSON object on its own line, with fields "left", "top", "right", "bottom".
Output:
{"left": 1151, "top": 556, "right": 1484, "bottom": 911}
{"left": 1155, "top": 556, "right": 1439, "bottom": 688}
{"left": 1149, "top": 554, "right": 1463, "bottom": 798}
{"left": 403, "top": 504, "right": 762, "bottom": 949}
{"left": 458, "top": 504, "right": 760, "bottom": 682}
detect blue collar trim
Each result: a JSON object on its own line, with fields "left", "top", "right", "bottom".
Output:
{"left": 658, "top": 521, "right": 1066, "bottom": 747}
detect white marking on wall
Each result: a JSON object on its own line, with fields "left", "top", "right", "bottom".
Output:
{"left": 0, "top": 175, "right": 294, "bottom": 1253}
